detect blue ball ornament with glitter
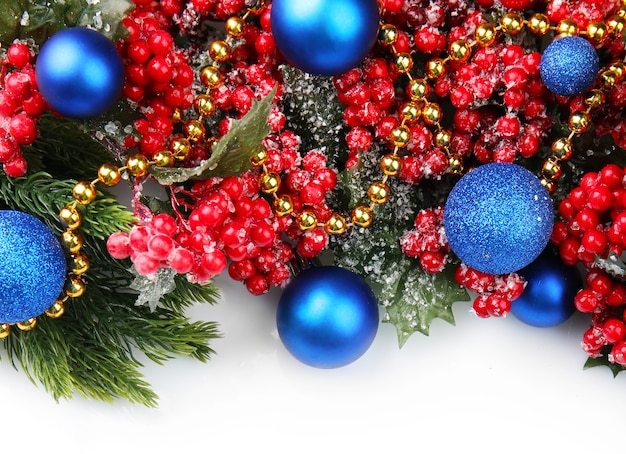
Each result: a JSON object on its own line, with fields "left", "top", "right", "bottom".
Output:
{"left": 0, "top": 211, "right": 67, "bottom": 324}
{"left": 270, "top": 0, "right": 380, "bottom": 76}
{"left": 539, "top": 36, "right": 599, "bottom": 97}
{"left": 443, "top": 162, "right": 554, "bottom": 275}
{"left": 276, "top": 266, "right": 379, "bottom": 368}
{"left": 510, "top": 250, "right": 582, "bottom": 327}
{"left": 36, "top": 27, "right": 124, "bottom": 119}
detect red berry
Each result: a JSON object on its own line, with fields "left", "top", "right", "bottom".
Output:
{"left": 9, "top": 113, "right": 37, "bottom": 144}
{"left": 201, "top": 249, "right": 227, "bottom": 276}
{"left": 486, "top": 293, "right": 511, "bottom": 317}
{"left": 3, "top": 155, "right": 27, "bottom": 177}
{"left": 245, "top": 273, "right": 269, "bottom": 295}
{"left": 107, "top": 231, "right": 131, "bottom": 259}
{"left": 134, "top": 252, "right": 160, "bottom": 276}
{"left": 472, "top": 295, "right": 491, "bottom": 318}
{"left": 127, "top": 39, "right": 151, "bottom": 63}
{"left": 169, "top": 247, "right": 195, "bottom": 274}
{"left": 610, "top": 341, "right": 626, "bottom": 366}
{"left": 7, "top": 43, "right": 32, "bottom": 68}
{"left": 603, "top": 318, "right": 626, "bottom": 344}
{"left": 220, "top": 220, "right": 250, "bottom": 247}
{"left": 147, "top": 30, "right": 174, "bottom": 56}
{"left": 146, "top": 56, "right": 173, "bottom": 84}
{"left": 574, "top": 289, "right": 601, "bottom": 313}
{"left": 251, "top": 221, "right": 276, "bottom": 247}
{"left": 581, "top": 230, "right": 607, "bottom": 255}
{"left": 147, "top": 233, "right": 175, "bottom": 260}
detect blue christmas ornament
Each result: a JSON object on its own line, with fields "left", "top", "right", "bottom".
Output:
{"left": 0, "top": 211, "right": 67, "bottom": 324}
{"left": 443, "top": 162, "right": 554, "bottom": 275}
{"left": 36, "top": 27, "right": 124, "bottom": 119}
{"left": 510, "top": 250, "right": 582, "bottom": 328}
{"left": 276, "top": 266, "right": 379, "bottom": 368}
{"left": 270, "top": 0, "right": 380, "bottom": 76}
{"left": 539, "top": 36, "right": 599, "bottom": 97}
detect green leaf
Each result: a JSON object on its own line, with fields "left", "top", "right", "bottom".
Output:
{"left": 382, "top": 263, "right": 470, "bottom": 347}
{"left": 0, "top": 0, "right": 27, "bottom": 44}
{"left": 3, "top": 0, "right": 131, "bottom": 44}
{"left": 75, "top": 0, "right": 132, "bottom": 40}
{"left": 593, "top": 251, "right": 626, "bottom": 280}
{"left": 151, "top": 85, "right": 277, "bottom": 185}
{"left": 131, "top": 268, "right": 178, "bottom": 312}
{"left": 583, "top": 346, "right": 626, "bottom": 378}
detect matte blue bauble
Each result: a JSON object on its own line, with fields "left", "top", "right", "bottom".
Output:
{"left": 539, "top": 36, "right": 599, "bottom": 97}
{"left": 510, "top": 250, "right": 582, "bottom": 327}
{"left": 276, "top": 266, "right": 379, "bottom": 368}
{"left": 36, "top": 27, "right": 124, "bottom": 119}
{"left": 443, "top": 162, "right": 554, "bottom": 275}
{"left": 270, "top": 0, "right": 380, "bottom": 76}
{"left": 0, "top": 211, "right": 67, "bottom": 324}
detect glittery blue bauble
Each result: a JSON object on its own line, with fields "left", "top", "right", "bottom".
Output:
{"left": 510, "top": 250, "right": 582, "bottom": 327}
{"left": 270, "top": 0, "right": 380, "bottom": 76}
{"left": 443, "top": 162, "right": 554, "bottom": 275}
{"left": 36, "top": 27, "right": 124, "bottom": 119}
{"left": 539, "top": 36, "right": 599, "bottom": 97}
{"left": 276, "top": 266, "right": 379, "bottom": 368}
{"left": 0, "top": 211, "right": 67, "bottom": 324}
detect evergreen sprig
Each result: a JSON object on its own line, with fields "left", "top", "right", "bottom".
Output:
{"left": 0, "top": 171, "right": 221, "bottom": 406}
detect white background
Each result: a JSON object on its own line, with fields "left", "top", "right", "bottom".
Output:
{"left": 1, "top": 270, "right": 625, "bottom": 453}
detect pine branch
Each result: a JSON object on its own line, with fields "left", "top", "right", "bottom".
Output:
{"left": 0, "top": 171, "right": 136, "bottom": 239}
{"left": 0, "top": 169, "right": 221, "bottom": 405}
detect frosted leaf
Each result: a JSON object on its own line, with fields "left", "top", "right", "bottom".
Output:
{"left": 130, "top": 267, "right": 177, "bottom": 312}
{"left": 594, "top": 252, "right": 626, "bottom": 279}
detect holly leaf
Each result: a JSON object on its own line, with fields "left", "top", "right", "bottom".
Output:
{"left": 130, "top": 267, "right": 178, "bottom": 312}
{"left": 151, "top": 85, "right": 277, "bottom": 185}
{"left": 75, "top": 0, "right": 132, "bottom": 40}
{"left": 0, "top": 0, "right": 27, "bottom": 44}
{"left": 593, "top": 251, "right": 626, "bottom": 280}
{"left": 4, "top": 0, "right": 131, "bottom": 44}
{"left": 382, "top": 263, "right": 470, "bottom": 347}
{"left": 583, "top": 346, "right": 626, "bottom": 377}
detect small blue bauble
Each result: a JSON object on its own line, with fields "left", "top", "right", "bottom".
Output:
{"left": 270, "top": 0, "right": 380, "bottom": 76}
{"left": 276, "top": 266, "right": 379, "bottom": 368}
{"left": 36, "top": 27, "right": 124, "bottom": 119}
{"left": 0, "top": 211, "right": 67, "bottom": 324}
{"left": 510, "top": 250, "right": 582, "bottom": 327}
{"left": 443, "top": 162, "right": 554, "bottom": 275}
{"left": 539, "top": 36, "right": 599, "bottom": 97}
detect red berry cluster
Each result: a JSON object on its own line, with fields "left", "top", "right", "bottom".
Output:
{"left": 400, "top": 207, "right": 449, "bottom": 273}
{"left": 415, "top": 3, "right": 552, "bottom": 163}
{"left": 454, "top": 264, "right": 526, "bottom": 318}
{"left": 578, "top": 269, "right": 626, "bottom": 365}
{"left": 118, "top": 3, "right": 195, "bottom": 156}
{"left": 0, "top": 42, "right": 47, "bottom": 177}
{"left": 551, "top": 164, "right": 626, "bottom": 268}
{"left": 551, "top": 164, "right": 626, "bottom": 366}
{"left": 400, "top": 0, "right": 472, "bottom": 54}
{"left": 107, "top": 172, "right": 295, "bottom": 295}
